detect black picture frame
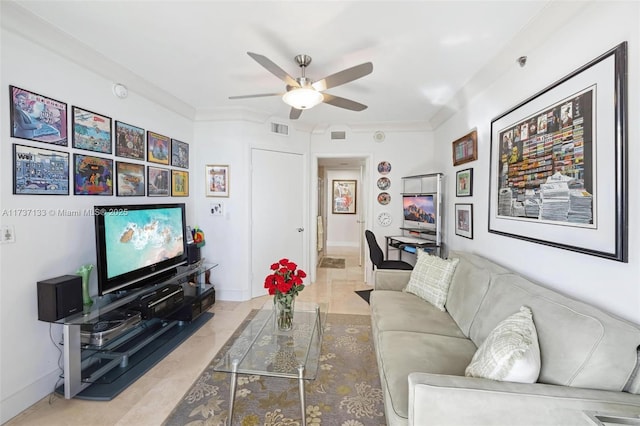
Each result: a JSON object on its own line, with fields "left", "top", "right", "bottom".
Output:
{"left": 115, "top": 121, "right": 145, "bottom": 160}
{"left": 73, "top": 154, "right": 114, "bottom": 196}
{"left": 456, "top": 168, "right": 473, "bottom": 197}
{"left": 455, "top": 203, "right": 473, "bottom": 239}
{"left": 71, "top": 106, "right": 112, "bottom": 153}
{"left": 148, "top": 166, "right": 170, "bottom": 197}
{"left": 9, "top": 86, "right": 68, "bottom": 146}
{"left": 13, "top": 144, "right": 69, "bottom": 195}
{"left": 171, "top": 139, "right": 189, "bottom": 169}
{"left": 115, "top": 161, "right": 145, "bottom": 196}
{"left": 488, "top": 42, "right": 627, "bottom": 262}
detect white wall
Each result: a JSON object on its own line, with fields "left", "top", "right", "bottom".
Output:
{"left": 325, "top": 169, "right": 361, "bottom": 247}
{"left": 434, "top": 1, "right": 640, "bottom": 324}
{"left": 0, "top": 30, "right": 195, "bottom": 422}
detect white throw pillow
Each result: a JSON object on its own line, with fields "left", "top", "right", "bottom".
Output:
{"left": 403, "top": 251, "right": 459, "bottom": 311}
{"left": 465, "top": 306, "right": 541, "bottom": 383}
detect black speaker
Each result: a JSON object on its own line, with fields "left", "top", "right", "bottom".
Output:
{"left": 37, "top": 275, "right": 83, "bottom": 322}
{"left": 187, "top": 243, "right": 201, "bottom": 265}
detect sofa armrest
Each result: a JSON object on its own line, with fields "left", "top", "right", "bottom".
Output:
{"left": 373, "top": 269, "right": 412, "bottom": 291}
{"left": 408, "top": 373, "right": 640, "bottom": 426}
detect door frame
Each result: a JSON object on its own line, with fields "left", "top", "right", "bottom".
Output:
{"left": 310, "top": 153, "right": 373, "bottom": 283}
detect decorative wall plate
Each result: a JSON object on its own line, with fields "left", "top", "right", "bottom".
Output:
{"left": 377, "top": 177, "right": 390, "bottom": 190}
{"left": 377, "top": 212, "right": 392, "bottom": 226}
{"left": 377, "top": 192, "right": 390, "bottom": 205}
{"left": 377, "top": 161, "right": 391, "bottom": 175}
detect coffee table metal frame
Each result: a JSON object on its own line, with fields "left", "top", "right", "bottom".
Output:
{"left": 213, "top": 300, "right": 326, "bottom": 426}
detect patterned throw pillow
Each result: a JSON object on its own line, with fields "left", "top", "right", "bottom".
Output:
{"left": 403, "top": 251, "right": 459, "bottom": 311}
{"left": 465, "top": 306, "right": 541, "bottom": 383}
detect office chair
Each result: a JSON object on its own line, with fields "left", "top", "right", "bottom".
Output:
{"left": 365, "top": 230, "right": 413, "bottom": 270}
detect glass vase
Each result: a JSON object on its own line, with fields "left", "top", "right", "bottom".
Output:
{"left": 274, "top": 292, "right": 295, "bottom": 331}
{"left": 76, "top": 264, "right": 94, "bottom": 307}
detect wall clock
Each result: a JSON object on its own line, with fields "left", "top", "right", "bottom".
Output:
{"left": 377, "top": 212, "right": 392, "bottom": 227}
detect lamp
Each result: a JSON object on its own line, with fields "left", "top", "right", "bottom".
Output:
{"left": 282, "top": 88, "right": 323, "bottom": 110}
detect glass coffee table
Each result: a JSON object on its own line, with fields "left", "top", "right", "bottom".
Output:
{"left": 213, "top": 300, "right": 326, "bottom": 426}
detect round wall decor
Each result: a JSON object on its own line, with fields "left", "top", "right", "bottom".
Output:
{"left": 377, "top": 212, "right": 392, "bottom": 226}
{"left": 377, "top": 161, "right": 391, "bottom": 175}
{"left": 377, "top": 177, "right": 390, "bottom": 190}
{"left": 377, "top": 192, "right": 390, "bottom": 205}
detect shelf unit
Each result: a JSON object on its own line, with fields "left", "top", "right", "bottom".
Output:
{"left": 54, "top": 260, "right": 217, "bottom": 400}
{"left": 400, "top": 172, "right": 443, "bottom": 253}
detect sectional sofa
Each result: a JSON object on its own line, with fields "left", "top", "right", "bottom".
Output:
{"left": 370, "top": 250, "right": 640, "bottom": 425}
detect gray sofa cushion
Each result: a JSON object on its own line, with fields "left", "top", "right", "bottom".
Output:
{"left": 370, "top": 290, "right": 466, "bottom": 338}
{"left": 470, "top": 273, "right": 640, "bottom": 391}
{"left": 376, "top": 330, "right": 477, "bottom": 419}
{"left": 445, "top": 251, "right": 509, "bottom": 336}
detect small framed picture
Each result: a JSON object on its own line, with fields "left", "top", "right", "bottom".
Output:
{"left": 9, "top": 86, "right": 68, "bottom": 146}
{"left": 73, "top": 154, "right": 113, "bottom": 195}
{"left": 115, "top": 121, "right": 145, "bottom": 160}
{"left": 147, "top": 166, "right": 170, "bottom": 197}
{"left": 456, "top": 168, "right": 473, "bottom": 197}
{"left": 452, "top": 129, "right": 477, "bottom": 166}
{"left": 455, "top": 203, "right": 474, "bottom": 239}
{"left": 115, "top": 161, "right": 145, "bottom": 196}
{"left": 332, "top": 179, "right": 357, "bottom": 214}
{"left": 171, "top": 170, "right": 189, "bottom": 197}
{"left": 147, "top": 131, "right": 170, "bottom": 165}
{"left": 171, "top": 139, "right": 189, "bottom": 168}
{"left": 72, "top": 106, "right": 112, "bottom": 153}
{"left": 13, "top": 144, "right": 69, "bottom": 195}
{"left": 205, "top": 164, "right": 229, "bottom": 197}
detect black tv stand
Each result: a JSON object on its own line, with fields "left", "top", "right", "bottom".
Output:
{"left": 53, "top": 260, "right": 217, "bottom": 400}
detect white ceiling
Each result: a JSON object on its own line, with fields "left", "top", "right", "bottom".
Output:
{"left": 2, "top": 1, "right": 589, "bottom": 131}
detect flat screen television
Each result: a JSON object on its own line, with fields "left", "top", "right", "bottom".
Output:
{"left": 94, "top": 203, "right": 187, "bottom": 295}
{"left": 402, "top": 194, "right": 436, "bottom": 230}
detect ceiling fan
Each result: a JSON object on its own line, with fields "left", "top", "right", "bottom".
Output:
{"left": 229, "top": 52, "right": 373, "bottom": 120}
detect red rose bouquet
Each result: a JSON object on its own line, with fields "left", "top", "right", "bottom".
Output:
{"left": 264, "top": 258, "right": 306, "bottom": 330}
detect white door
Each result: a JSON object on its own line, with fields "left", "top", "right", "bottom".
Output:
{"left": 251, "top": 149, "right": 305, "bottom": 297}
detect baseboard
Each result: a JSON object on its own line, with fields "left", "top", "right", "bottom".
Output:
{"left": 0, "top": 369, "right": 60, "bottom": 424}
{"left": 325, "top": 242, "right": 359, "bottom": 247}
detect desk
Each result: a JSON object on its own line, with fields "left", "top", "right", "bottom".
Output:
{"left": 386, "top": 235, "right": 440, "bottom": 261}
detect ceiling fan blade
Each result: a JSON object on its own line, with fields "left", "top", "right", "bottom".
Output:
{"left": 322, "top": 93, "right": 368, "bottom": 111}
{"left": 247, "top": 52, "right": 300, "bottom": 88}
{"left": 289, "top": 107, "right": 303, "bottom": 120}
{"left": 312, "top": 62, "right": 373, "bottom": 91}
{"left": 228, "top": 92, "right": 282, "bottom": 100}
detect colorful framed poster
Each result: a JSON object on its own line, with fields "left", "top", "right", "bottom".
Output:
{"left": 148, "top": 166, "right": 170, "bottom": 197}
{"left": 171, "top": 139, "right": 189, "bottom": 169}
{"left": 332, "top": 180, "right": 357, "bottom": 214}
{"left": 452, "top": 129, "right": 477, "bottom": 166}
{"left": 456, "top": 168, "right": 473, "bottom": 197}
{"left": 13, "top": 144, "right": 69, "bottom": 195}
{"left": 73, "top": 154, "right": 113, "bottom": 195}
{"left": 115, "top": 121, "right": 145, "bottom": 160}
{"left": 115, "top": 161, "right": 145, "bottom": 196}
{"left": 147, "top": 131, "right": 170, "bottom": 165}
{"left": 171, "top": 170, "right": 189, "bottom": 197}
{"left": 9, "top": 86, "right": 68, "bottom": 146}
{"left": 455, "top": 203, "right": 473, "bottom": 239}
{"left": 205, "top": 164, "right": 229, "bottom": 197}
{"left": 489, "top": 42, "right": 627, "bottom": 262}
{"left": 71, "top": 106, "right": 112, "bottom": 153}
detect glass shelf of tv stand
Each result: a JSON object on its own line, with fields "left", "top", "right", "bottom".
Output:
{"left": 57, "top": 259, "right": 218, "bottom": 326}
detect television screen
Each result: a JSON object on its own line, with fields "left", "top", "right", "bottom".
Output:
{"left": 402, "top": 194, "right": 436, "bottom": 228}
{"left": 95, "top": 203, "right": 187, "bottom": 295}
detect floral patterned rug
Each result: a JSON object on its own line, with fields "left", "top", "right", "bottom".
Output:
{"left": 163, "top": 312, "right": 385, "bottom": 426}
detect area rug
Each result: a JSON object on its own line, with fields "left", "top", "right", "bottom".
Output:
{"left": 163, "top": 311, "right": 385, "bottom": 426}
{"left": 355, "top": 289, "right": 373, "bottom": 304}
{"left": 318, "top": 257, "right": 346, "bottom": 269}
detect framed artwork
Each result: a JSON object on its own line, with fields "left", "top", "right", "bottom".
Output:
{"left": 332, "top": 179, "right": 357, "bottom": 214}
{"left": 489, "top": 42, "right": 627, "bottom": 262}
{"left": 147, "top": 131, "right": 170, "bottom": 164}
{"left": 71, "top": 106, "right": 112, "bottom": 153}
{"left": 377, "top": 177, "right": 390, "bottom": 190}
{"left": 147, "top": 166, "right": 170, "bottom": 196}
{"left": 455, "top": 204, "right": 473, "bottom": 239}
{"left": 205, "top": 164, "right": 229, "bottom": 197}
{"left": 377, "top": 161, "right": 391, "bottom": 175}
{"left": 456, "top": 168, "right": 473, "bottom": 197}
{"left": 12, "top": 144, "right": 69, "bottom": 195}
{"left": 115, "top": 161, "right": 145, "bottom": 196}
{"left": 73, "top": 154, "right": 113, "bottom": 195}
{"left": 115, "top": 121, "right": 145, "bottom": 160}
{"left": 171, "top": 139, "right": 189, "bottom": 168}
{"left": 171, "top": 170, "right": 189, "bottom": 197}
{"left": 452, "top": 129, "right": 477, "bottom": 166}
{"left": 9, "top": 86, "right": 68, "bottom": 146}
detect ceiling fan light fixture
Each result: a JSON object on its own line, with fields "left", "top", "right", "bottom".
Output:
{"left": 282, "top": 88, "right": 323, "bottom": 110}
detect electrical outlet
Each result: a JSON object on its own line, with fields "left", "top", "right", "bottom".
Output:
{"left": 1, "top": 225, "right": 16, "bottom": 243}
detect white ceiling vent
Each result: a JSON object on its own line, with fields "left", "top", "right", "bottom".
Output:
{"left": 270, "top": 122, "right": 289, "bottom": 135}
{"left": 331, "top": 131, "right": 346, "bottom": 140}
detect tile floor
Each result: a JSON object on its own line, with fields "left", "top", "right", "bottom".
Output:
{"left": 6, "top": 247, "right": 372, "bottom": 426}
